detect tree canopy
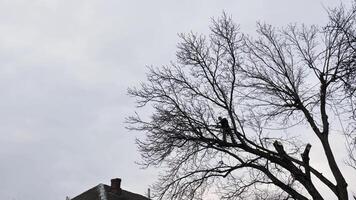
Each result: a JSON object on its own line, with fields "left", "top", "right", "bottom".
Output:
{"left": 128, "top": 3, "right": 356, "bottom": 200}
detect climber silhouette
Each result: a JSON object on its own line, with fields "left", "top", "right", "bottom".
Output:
{"left": 218, "top": 117, "right": 232, "bottom": 142}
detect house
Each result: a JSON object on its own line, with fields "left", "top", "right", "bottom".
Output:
{"left": 69, "top": 178, "right": 150, "bottom": 200}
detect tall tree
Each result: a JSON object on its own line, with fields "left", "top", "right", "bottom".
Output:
{"left": 128, "top": 3, "right": 356, "bottom": 200}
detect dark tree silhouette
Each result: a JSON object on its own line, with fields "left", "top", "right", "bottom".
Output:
{"left": 128, "top": 3, "right": 356, "bottom": 200}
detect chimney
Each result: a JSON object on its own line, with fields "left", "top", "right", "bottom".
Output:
{"left": 111, "top": 178, "right": 122, "bottom": 195}
{"left": 147, "top": 188, "right": 151, "bottom": 199}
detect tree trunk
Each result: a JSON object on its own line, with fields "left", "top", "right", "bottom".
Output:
{"left": 321, "top": 137, "right": 348, "bottom": 200}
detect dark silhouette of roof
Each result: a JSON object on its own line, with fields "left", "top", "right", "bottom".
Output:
{"left": 71, "top": 183, "right": 150, "bottom": 200}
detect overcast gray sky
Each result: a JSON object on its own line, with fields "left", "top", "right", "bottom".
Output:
{"left": 0, "top": 0, "right": 354, "bottom": 200}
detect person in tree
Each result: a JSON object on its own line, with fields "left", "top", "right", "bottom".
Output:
{"left": 218, "top": 117, "right": 232, "bottom": 142}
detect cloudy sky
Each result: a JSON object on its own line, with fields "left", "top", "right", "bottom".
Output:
{"left": 0, "top": 0, "right": 354, "bottom": 200}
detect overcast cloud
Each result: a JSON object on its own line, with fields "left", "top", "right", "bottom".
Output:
{"left": 0, "top": 0, "right": 354, "bottom": 200}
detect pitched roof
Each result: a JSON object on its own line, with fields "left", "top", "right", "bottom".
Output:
{"left": 72, "top": 184, "right": 150, "bottom": 200}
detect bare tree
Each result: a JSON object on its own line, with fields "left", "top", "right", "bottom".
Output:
{"left": 128, "top": 4, "right": 356, "bottom": 200}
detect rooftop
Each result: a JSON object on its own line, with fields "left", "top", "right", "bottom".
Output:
{"left": 70, "top": 178, "right": 150, "bottom": 200}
